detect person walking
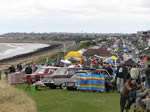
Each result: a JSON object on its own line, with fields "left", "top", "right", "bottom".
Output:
{"left": 116, "top": 61, "right": 128, "bottom": 92}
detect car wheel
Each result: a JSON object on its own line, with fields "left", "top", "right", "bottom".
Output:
{"left": 60, "top": 83, "right": 67, "bottom": 89}
{"left": 49, "top": 84, "right": 56, "bottom": 89}
{"left": 67, "top": 87, "right": 76, "bottom": 91}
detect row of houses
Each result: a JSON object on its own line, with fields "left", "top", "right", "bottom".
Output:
{"left": 137, "top": 30, "right": 150, "bottom": 47}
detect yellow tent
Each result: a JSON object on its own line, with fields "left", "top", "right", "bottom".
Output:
{"left": 64, "top": 51, "right": 82, "bottom": 59}
{"left": 114, "top": 48, "right": 119, "bottom": 52}
{"left": 110, "top": 56, "right": 118, "bottom": 60}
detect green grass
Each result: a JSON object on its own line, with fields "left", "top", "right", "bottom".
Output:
{"left": 14, "top": 84, "right": 121, "bottom": 112}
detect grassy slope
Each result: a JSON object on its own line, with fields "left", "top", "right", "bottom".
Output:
{"left": 0, "top": 80, "right": 36, "bottom": 112}
{"left": 15, "top": 84, "right": 120, "bottom": 112}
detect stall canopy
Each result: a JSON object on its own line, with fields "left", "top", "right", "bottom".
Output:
{"left": 65, "top": 51, "right": 82, "bottom": 59}
{"left": 114, "top": 48, "right": 119, "bottom": 52}
{"left": 110, "top": 56, "right": 118, "bottom": 60}
{"left": 125, "top": 58, "right": 137, "bottom": 66}
{"left": 68, "top": 57, "right": 77, "bottom": 62}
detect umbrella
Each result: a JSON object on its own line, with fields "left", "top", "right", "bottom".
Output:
{"left": 111, "top": 56, "right": 118, "bottom": 60}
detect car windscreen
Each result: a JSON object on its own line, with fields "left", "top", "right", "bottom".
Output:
{"left": 52, "top": 68, "right": 68, "bottom": 75}
{"left": 34, "top": 68, "right": 45, "bottom": 74}
{"left": 48, "top": 68, "right": 58, "bottom": 74}
{"left": 95, "top": 70, "right": 110, "bottom": 77}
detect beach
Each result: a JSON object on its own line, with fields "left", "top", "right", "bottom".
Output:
{"left": 0, "top": 43, "right": 50, "bottom": 60}
{"left": 0, "top": 39, "right": 63, "bottom": 70}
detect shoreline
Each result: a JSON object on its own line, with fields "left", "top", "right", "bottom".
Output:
{"left": 0, "top": 40, "right": 64, "bottom": 70}
{"left": 0, "top": 44, "right": 61, "bottom": 63}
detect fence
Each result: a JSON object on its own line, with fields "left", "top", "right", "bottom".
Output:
{"left": 76, "top": 74, "right": 105, "bottom": 92}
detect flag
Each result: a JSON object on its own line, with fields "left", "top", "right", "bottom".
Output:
{"left": 56, "top": 49, "right": 60, "bottom": 66}
{"left": 46, "top": 57, "right": 49, "bottom": 65}
{"left": 141, "top": 56, "right": 147, "bottom": 62}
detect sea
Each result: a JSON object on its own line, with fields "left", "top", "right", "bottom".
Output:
{"left": 0, "top": 43, "right": 49, "bottom": 60}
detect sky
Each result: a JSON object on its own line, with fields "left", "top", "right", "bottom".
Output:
{"left": 0, "top": 0, "right": 149, "bottom": 34}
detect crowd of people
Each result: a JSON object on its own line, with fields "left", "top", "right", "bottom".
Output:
{"left": 4, "top": 57, "right": 150, "bottom": 112}
{"left": 78, "top": 58, "right": 150, "bottom": 112}
{"left": 115, "top": 62, "right": 150, "bottom": 112}
{"left": 5, "top": 63, "right": 39, "bottom": 78}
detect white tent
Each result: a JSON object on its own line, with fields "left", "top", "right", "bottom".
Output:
{"left": 61, "top": 59, "right": 72, "bottom": 64}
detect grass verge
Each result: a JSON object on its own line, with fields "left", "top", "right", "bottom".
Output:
{"left": 15, "top": 84, "right": 120, "bottom": 112}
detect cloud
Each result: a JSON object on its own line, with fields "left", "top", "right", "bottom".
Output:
{"left": 0, "top": 0, "right": 149, "bottom": 33}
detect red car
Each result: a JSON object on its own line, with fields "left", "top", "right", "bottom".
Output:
{"left": 26, "top": 66, "right": 60, "bottom": 82}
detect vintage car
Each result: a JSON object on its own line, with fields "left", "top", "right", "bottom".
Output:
{"left": 64, "top": 69, "right": 114, "bottom": 91}
{"left": 28, "top": 66, "right": 59, "bottom": 81}
{"left": 64, "top": 69, "right": 94, "bottom": 90}
{"left": 40, "top": 67, "right": 82, "bottom": 89}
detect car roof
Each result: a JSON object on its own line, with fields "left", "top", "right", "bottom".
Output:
{"left": 41, "top": 66, "right": 60, "bottom": 69}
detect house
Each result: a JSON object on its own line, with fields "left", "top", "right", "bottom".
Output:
{"left": 83, "top": 47, "right": 112, "bottom": 59}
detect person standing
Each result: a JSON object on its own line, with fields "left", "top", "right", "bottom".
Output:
{"left": 130, "top": 64, "right": 140, "bottom": 82}
{"left": 145, "top": 64, "right": 150, "bottom": 89}
{"left": 116, "top": 61, "right": 128, "bottom": 92}
{"left": 16, "top": 63, "right": 23, "bottom": 71}
{"left": 9, "top": 65, "right": 16, "bottom": 73}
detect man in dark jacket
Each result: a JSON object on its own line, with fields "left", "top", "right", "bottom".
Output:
{"left": 116, "top": 61, "right": 128, "bottom": 92}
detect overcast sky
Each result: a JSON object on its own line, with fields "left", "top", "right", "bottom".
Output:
{"left": 0, "top": 0, "right": 149, "bottom": 34}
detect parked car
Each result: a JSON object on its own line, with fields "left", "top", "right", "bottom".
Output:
{"left": 40, "top": 67, "right": 82, "bottom": 89}
{"left": 26, "top": 66, "right": 59, "bottom": 82}
{"left": 64, "top": 69, "right": 94, "bottom": 90}
{"left": 64, "top": 69, "right": 114, "bottom": 91}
